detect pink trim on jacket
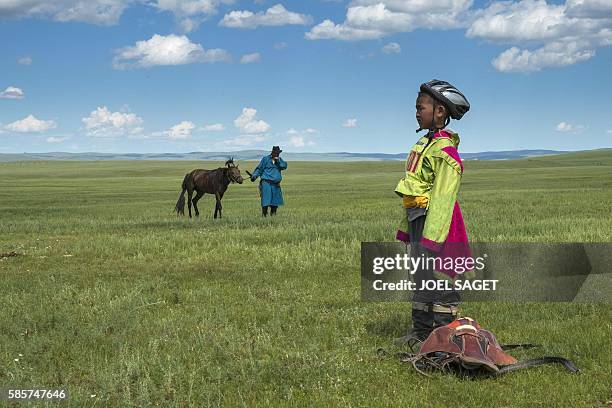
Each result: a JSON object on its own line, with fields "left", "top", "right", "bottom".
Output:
{"left": 396, "top": 230, "right": 410, "bottom": 243}
{"left": 396, "top": 202, "right": 471, "bottom": 279}
{"left": 433, "top": 130, "right": 452, "bottom": 139}
{"left": 441, "top": 146, "right": 464, "bottom": 172}
{"left": 421, "top": 237, "right": 442, "bottom": 252}
{"left": 422, "top": 202, "right": 472, "bottom": 278}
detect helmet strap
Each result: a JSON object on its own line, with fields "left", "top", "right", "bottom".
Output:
{"left": 415, "top": 98, "right": 450, "bottom": 134}
{"left": 430, "top": 102, "right": 451, "bottom": 133}
{"left": 429, "top": 101, "right": 441, "bottom": 134}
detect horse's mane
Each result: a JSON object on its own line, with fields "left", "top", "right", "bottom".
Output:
{"left": 212, "top": 158, "right": 237, "bottom": 184}
{"left": 216, "top": 166, "right": 232, "bottom": 184}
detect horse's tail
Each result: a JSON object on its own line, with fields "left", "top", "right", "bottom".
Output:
{"left": 174, "top": 173, "right": 189, "bottom": 215}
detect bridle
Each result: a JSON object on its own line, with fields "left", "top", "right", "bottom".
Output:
{"left": 225, "top": 164, "right": 241, "bottom": 183}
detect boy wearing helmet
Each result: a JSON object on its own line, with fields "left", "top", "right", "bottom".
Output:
{"left": 393, "top": 80, "right": 472, "bottom": 350}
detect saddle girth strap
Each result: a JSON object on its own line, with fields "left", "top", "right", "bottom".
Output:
{"left": 493, "top": 357, "right": 580, "bottom": 376}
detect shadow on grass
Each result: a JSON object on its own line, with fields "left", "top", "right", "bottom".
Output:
{"left": 0, "top": 251, "right": 24, "bottom": 259}
{"left": 364, "top": 312, "right": 408, "bottom": 338}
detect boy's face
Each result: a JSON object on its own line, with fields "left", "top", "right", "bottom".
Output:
{"left": 416, "top": 93, "right": 446, "bottom": 130}
{"left": 415, "top": 94, "right": 434, "bottom": 130}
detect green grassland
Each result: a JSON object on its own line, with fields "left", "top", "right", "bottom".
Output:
{"left": 1, "top": 151, "right": 611, "bottom": 406}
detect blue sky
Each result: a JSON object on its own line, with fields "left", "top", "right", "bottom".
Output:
{"left": 1, "top": 0, "right": 611, "bottom": 154}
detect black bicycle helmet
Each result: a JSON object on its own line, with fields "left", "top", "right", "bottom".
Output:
{"left": 420, "top": 79, "right": 470, "bottom": 120}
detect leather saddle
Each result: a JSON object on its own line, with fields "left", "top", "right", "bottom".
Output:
{"left": 403, "top": 317, "right": 579, "bottom": 377}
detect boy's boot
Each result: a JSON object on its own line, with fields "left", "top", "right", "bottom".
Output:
{"left": 393, "top": 304, "right": 434, "bottom": 350}
{"left": 432, "top": 304, "right": 459, "bottom": 329}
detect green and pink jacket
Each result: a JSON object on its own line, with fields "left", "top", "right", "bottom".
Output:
{"left": 395, "top": 129, "right": 471, "bottom": 279}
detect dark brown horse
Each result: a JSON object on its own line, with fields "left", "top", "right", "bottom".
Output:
{"left": 174, "top": 159, "right": 244, "bottom": 218}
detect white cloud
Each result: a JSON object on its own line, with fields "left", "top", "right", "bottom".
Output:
{"left": 17, "top": 56, "right": 32, "bottom": 65}
{"left": 0, "top": 86, "right": 25, "bottom": 99}
{"left": 220, "top": 4, "right": 312, "bottom": 28}
{"left": 202, "top": 123, "right": 225, "bottom": 131}
{"left": 4, "top": 114, "right": 57, "bottom": 133}
{"left": 304, "top": 0, "right": 611, "bottom": 73}
{"left": 166, "top": 120, "right": 196, "bottom": 139}
{"left": 555, "top": 121, "right": 585, "bottom": 133}
{"left": 306, "top": 0, "right": 472, "bottom": 40}
{"left": 153, "top": 0, "right": 235, "bottom": 32}
{"left": 154, "top": 0, "right": 221, "bottom": 16}
{"left": 220, "top": 135, "right": 267, "bottom": 146}
{"left": 0, "top": 0, "right": 133, "bottom": 25}
{"left": 305, "top": 19, "right": 383, "bottom": 40}
{"left": 342, "top": 118, "right": 357, "bottom": 128}
{"left": 113, "top": 34, "right": 231, "bottom": 69}
{"left": 467, "top": 0, "right": 612, "bottom": 73}
{"left": 607, "top": 129, "right": 612, "bottom": 134}
{"left": 55, "top": 0, "right": 130, "bottom": 24}
{"left": 345, "top": 3, "right": 414, "bottom": 31}
{"left": 289, "top": 135, "right": 306, "bottom": 147}
{"left": 286, "top": 128, "right": 316, "bottom": 147}
{"left": 0, "top": 1, "right": 239, "bottom": 30}
{"left": 82, "top": 106, "right": 143, "bottom": 137}
{"left": 46, "top": 136, "right": 69, "bottom": 143}
{"left": 240, "top": 52, "right": 261, "bottom": 63}
{"left": 287, "top": 127, "right": 317, "bottom": 134}
{"left": 467, "top": 0, "right": 570, "bottom": 42}
{"left": 492, "top": 40, "right": 596, "bottom": 73}
{"left": 234, "top": 107, "right": 270, "bottom": 134}
{"left": 130, "top": 126, "right": 144, "bottom": 135}
{"left": 274, "top": 41, "right": 288, "bottom": 50}
{"left": 556, "top": 122, "right": 573, "bottom": 132}
{"left": 349, "top": 0, "right": 469, "bottom": 14}
{"left": 382, "top": 42, "right": 401, "bottom": 54}
{"left": 565, "top": 0, "right": 612, "bottom": 19}
{"left": 176, "top": 17, "right": 198, "bottom": 33}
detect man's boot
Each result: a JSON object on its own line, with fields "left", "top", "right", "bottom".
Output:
{"left": 262, "top": 206, "right": 268, "bottom": 217}
{"left": 393, "top": 307, "right": 433, "bottom": 350}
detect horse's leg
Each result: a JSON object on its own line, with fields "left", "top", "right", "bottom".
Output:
{"left": 213, "top": 193, "right": 218, "bottom": 219}
{"left": 192, "top": 191, "right": 204, "bottom": 217}
{"left": 218, "top": 192, "right": 225, "bottom": 218}
{"left": 214, "top": 192, "right": 222, "bottom": 219}
{"left": 187, "top": 189, "right": 193, "bottom": 218}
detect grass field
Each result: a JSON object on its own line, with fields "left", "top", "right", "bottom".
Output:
{"left": 1, "top": 151, "right": 611, "bottom": 406}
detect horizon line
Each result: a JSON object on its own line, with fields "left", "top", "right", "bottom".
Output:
{"left": 3, "top": 147, "right": 612, "bottom": 156}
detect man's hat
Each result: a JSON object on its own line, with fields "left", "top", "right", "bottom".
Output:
{"left": 271, "top": 146, "right": 282, "bottom": 154}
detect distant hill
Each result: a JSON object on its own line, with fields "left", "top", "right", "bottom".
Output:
{"left": 0, "top": 148, "right": 609, "bottom": 162}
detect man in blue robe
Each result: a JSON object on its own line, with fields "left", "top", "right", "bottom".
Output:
{"left": 250, "top": 146, "right": 288, "bottom": 216}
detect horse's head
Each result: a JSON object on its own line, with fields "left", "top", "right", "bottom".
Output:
{"left": 225, "top": 158, "right": 243, "bottom": 184}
